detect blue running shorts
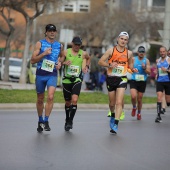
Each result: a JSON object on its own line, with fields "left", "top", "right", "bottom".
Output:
{"left": 36, "top": 75, "right": 57, "bottom": 93}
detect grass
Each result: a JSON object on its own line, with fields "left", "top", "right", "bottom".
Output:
{"left": 0, "top": 89, "right": 157, "bottom": 104}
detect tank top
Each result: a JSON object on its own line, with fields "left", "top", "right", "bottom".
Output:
{"left": 62, "top": 48, "right": 83, "bottom": 84}
{"left": 131, "top": 56, "right": 147, "bottom": 81}
{"left": 36, "top": 39, "right": 61, "bottom": 76}
{"left": 107, "top": 46, "right": 128, "bottom": 77}
{"left": 157, "top": 56, "right": 170, "bottom": 82}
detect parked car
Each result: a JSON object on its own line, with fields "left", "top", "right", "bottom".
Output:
{"left": 0, "top": 57, "right": 22, "bottom": 82}
{"left": 27, "top": 60, "right": 37, "bottom": 84}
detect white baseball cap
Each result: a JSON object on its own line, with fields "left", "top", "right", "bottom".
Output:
{"left": 118, "top": 31, "right": 129, "bottom": 39}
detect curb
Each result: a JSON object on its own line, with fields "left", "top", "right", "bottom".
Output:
{"left": 0, "top": 103, "right": 156, "bottom": 110}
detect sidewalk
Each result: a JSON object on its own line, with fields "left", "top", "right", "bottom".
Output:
{"left": 0, "top": 81, "right": 156, "bottom": 110}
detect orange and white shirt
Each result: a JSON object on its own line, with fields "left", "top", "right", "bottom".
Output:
{"left": 107, "top": 46, "right": 128, "bottom": 77}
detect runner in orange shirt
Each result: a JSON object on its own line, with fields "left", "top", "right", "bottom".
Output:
{"left": 98, "top": 32, "right": 137, "bottom": 134}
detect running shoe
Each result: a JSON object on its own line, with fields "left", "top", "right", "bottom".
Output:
{"left": 66, "top": 120, "right": 73, "bottom": 130}
{"left": 131, "top": 108, "right": 137, "bottom": 117}
{"left": 64, "top": 122, "right": 69, "bottom": 131}
{"left": 44, "top": 121, "right": 51, "bottom": 131}
{"left": 110, "top": 124, "right": 118, "bottom": 134}
{"left": 37, "top": 122, "right": 44, "bottom": 133}
{"left": 120, "top": 111, "right": 125, "bottom": 120}
{"left": 107, "top": 111, "right": 111, "bottom": 117}
{"left": 160, "top": 108, "right": 166, "bottom": 114}
{"left": 110, "top": 117, "right": 115, "bottom": 130}
{"left": 64, "top": 119, "right": 70, "bottom": 131}
{"left": 137, "top": 113, "right": 141, "bottom": 120}
{"left": 155, "top": 115, "right": 162, "bottom": 123}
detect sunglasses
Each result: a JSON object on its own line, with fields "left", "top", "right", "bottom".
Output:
{"left": 74, "top": 44, "right": 81, "bottom": 46}
{"left": 47, "top": 30, "right": 56, "bottom": 32}
{"left": 138, "top": 51, "right": 145, "bottom": 53}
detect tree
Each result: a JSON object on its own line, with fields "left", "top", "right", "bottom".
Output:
{"left": 0, "top": 7, "right": 15, "bottom": 81}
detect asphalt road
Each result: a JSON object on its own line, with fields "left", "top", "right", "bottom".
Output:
{"left": 0, "top": 109, "right": 170, "bottom": 170}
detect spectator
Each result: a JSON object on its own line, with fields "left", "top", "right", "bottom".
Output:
{"left": 90, "top": 51, "right": 100, "bottom": 90}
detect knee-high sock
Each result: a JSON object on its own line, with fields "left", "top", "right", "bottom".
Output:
{"left": 65, "top": 105, "right": 71, "bottom": 121}
{"left": 157, "top": 102, "right": 161, "bottom": 116}
{"left": 69, "top": 105, "right": 77, "bottom": 121}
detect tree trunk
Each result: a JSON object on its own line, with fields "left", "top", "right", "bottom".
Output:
{"left": 19, "top": 18, "right": 32, "bottom": 84}
{"left": 3, "top": 30, "right": 14, "bottom": 81}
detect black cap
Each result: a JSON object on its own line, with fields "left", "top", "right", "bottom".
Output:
{"left": 72, "top": 36, "right": 82, "bottom": 45}
{"left": 138, "top": 46, "right": 145, "bottom": 53}
{"left": 45, "top": 24, "right": 57, "bottom": 32}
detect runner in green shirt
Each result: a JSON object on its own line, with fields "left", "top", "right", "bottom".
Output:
{"left": 59, "top": 36, "right": 90, "bottom": 131}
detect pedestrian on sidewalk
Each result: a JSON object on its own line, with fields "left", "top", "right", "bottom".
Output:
{"left": 31, "top": 24, "right": 64, "bottom": 132}
{"left": 98, "top": 31, "right": 136, "bottom": 134}
{"left": 59, "top": 36, "right": 90, "bottom": 131}
{"left": 130, "top": 46, "right": 151, "bottom": 120}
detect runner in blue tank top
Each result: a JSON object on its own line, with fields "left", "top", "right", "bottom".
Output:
{"left": 130, "top": 46, "right": 150, "bottom": 120}
{"left": 155, "top": 46, "right": 170, "bottom": 123}
{"left": 31, "top": 24, "right": 64, "bottom": 132}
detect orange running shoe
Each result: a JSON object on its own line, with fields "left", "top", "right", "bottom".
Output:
{"left": 131, "top": 108, "right": 137, "bottom": 117}
{"left": 137, "top": 113, "right": 141, "bottom": 120}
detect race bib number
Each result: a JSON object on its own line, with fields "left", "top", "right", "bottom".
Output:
{"left": 158, "top": 68, "right": 168, "bottom": 76}
{"left": 41, "top": 59, "right": 55, "bottom": 72}
{"left": 111, "top": 66, "right": 124, "bottom": 76}
{"left": 135, "top": 74, "right": 144, "bottom": 81}
{"left": 67, "top": 65, "right": 80, "bottom": 76}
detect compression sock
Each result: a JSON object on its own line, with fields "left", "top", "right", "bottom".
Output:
{"left": 157, "top": 102, "right": 161, "bottom": 116}
{"left": 114, "top": 119, "right": 119, "bottom": 126}
{"left": 65, "top": 105, "right": 71, "bottom": 121}
{"left": 111, "top": 112, "right": 115, "bottom": 118}
{"left": 44, "top": 116, "right": 49, "bottom": 122}
{"left": 39, "top": 116, "right": 44, "bottom": 122}
{"left": 69, "top": 105, "right": 77, "bottom": 121}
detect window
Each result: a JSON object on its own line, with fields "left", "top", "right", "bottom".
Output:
{"left": 60, "top": 0, "right": 90, "bottom": 13}
{"left": 153, "top": 0, "right": 165, "bottom": 7}
{"left": 64, "top": 4, "right": 74, "bottom": 12}
{"left": 120, "top": 0, "right": 132, "bottom": 10}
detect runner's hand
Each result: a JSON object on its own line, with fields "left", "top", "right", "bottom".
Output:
{"left": 56, "top": 61, "right": 61, "bottom": 70}
{"left": 44, "top": 48, "right": 52, "bottom": 56}
{"left": 64, "top": 60, "right": 71, "bottom": 66}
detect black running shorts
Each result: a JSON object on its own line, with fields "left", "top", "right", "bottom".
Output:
{"left": 156, "top": 81, "right": 170, "bottom": 95}
{"left": 106, "top": 76, "right": 127, "bottom": 92}
{"left": 63, "top": 81, "right": 82, "bottom": 101}
{"left": 130, "top": 80, "right": 147, "bottom": 93}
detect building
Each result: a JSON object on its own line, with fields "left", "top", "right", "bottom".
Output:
{"left": 0, "top": 0, "right": 166, "bottom": 57}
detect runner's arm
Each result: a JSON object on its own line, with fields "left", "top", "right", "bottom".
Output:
{"left": 98, "top": 48, "right": 112, "bottom": 67}
{"left": 144, "top": 59, "right": 151, "bottom": 75}
{"left": 31, "top": 41, "right": 52, "bottom": 64}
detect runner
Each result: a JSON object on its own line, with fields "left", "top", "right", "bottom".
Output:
{"left": 130, "top": 46, "right": 150, "bottom": 120}
{"left": 59, "top": 36, "right": 90, "bottom": 131}
{"left": 31, "top": 24, "right": 63, "bottom": 132}
{"left": 98, "top": 31, "right": 136, "bottom": 134}
{"left": 155, "top": 46, "right": 170, "bottom": 123}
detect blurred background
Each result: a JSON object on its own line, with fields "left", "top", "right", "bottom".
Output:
{"left": 0, "top": 0, "right": 169, "bottom": 85}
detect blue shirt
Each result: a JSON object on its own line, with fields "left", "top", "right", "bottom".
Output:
{"left": 36, "top": 39, "right": 61, "bottom": 76}
{"left": 157, "top": 56, "right": 170, "bottom": 82}
{"left": 131, "top": 56, "right": 147, "bottom": 81}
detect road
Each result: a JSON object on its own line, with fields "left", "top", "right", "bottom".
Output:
{"left": 0, "top": 109, "right": 170, "bottom": 170}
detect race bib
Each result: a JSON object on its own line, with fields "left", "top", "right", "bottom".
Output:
{"left": 41, "top": 59, "right": 55, "bottom": 72}
{"left": 67, "top": 65, "right": 80, "bottom": 76}
{"left": 158, "top": 68, "right": 168, "bottom": 76}
{"left": 111, "top": 66, "right": 124, "bottom": 76}
{"left": 135, "top": 74, "right": 144, "bottom": 81}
